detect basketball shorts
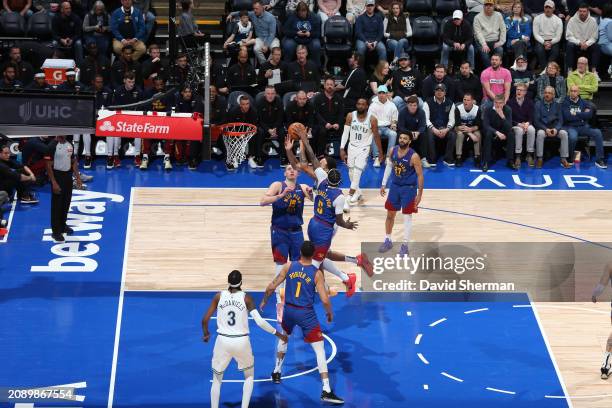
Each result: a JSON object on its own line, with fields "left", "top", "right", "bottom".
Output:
{"left": 307, "top": 218, "right": 334, "bottom": 262}
{"left": 212, "top": 335, "right": 254, "bottom": 374}
{"left": 385, "top": 184, "right": 418, "bottom": 214}
{"left": 271, "top": 225, "right": 304, "bottom": 264}
{"left": 282, "top": 304, "right": 323, "bottom": 343}
{"left": 347, "top": 144, "right": 370, "bottom": 171}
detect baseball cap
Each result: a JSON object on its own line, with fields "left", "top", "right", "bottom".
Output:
{"left": 484, "top": 0, "right": 495, "bottom": 5}
{"left": 544, "top": 0, "right": 555, "bottom": 8}
{"left": 434, "top": 83, "right": 447, "bottom": 92}
{"left": 398, "top": 53, "right": 410, "bottom": 61}
{"left": 377, "top": 85, "right": 389, "bottom": 93}
{"left": 365, "top": 0, "right": 375, "bottom": 5}
{"left": 515, "top": 54, "right": 527, "bottom": 62}
{"left": 34, "top": 72, "right": 46, "bottom": 79}
{"left": 452, "top": 10, "right": 463, "bottom": 19}
{"left": 66, "top": 71, "right": 76, "bottom": 76}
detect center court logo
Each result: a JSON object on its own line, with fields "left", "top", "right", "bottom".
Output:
{"left": 99, "top": 120, "right": 115, "bottom": 132}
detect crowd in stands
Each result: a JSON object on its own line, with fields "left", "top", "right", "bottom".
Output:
{"left": 0, "top": 0, "right": 611, "bottom": 192}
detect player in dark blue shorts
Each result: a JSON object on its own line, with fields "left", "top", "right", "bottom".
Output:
{"left": 379, "top": 132, "right": 424, "bottom": 256}
{"left": 592, "top": 262, "right": 612, "bottom": 379}
{"left": 260, "top": 241, "right": 344, "bottom": 404}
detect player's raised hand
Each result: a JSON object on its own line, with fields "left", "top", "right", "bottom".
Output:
{"left": 380, "top": 186, "right": 386, "bottom": 197}
{"left": 284, "top": 134, "right": 294, "bottom": 151}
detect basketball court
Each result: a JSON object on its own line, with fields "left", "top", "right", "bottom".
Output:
{"left": 1, "top": 159, "right": 611, "bottom": 407}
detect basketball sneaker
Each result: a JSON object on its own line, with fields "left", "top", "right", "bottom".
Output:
{"left": 271, "top": 372, "right": 281, "bottom": 384}
{"left": 602, "top": 367, "right": 610, "bottom": 380}
{"left": 248, "top": 157, "right": 258, "bottom": 169}
{"left": 140, "top": 156, "right": 149, "bottom": 170}
{"left": 344, "top": 272, "right": 356, "bottom": 297}
{"left": 350, "top": 190, "right": 362, "bottom": 204}
{"left": 113, "top": 156, "right": 121, "bottom": 168}
{"left": 164, "top": 157, "right": 173, "bottom": 170}
{"left": 106, "top": 156, "right": 114, "bottom": 169}
{"left": 399, "top": 243, "right": 409, "bottom": 257}
{"left": 378, "top": 238, "right": 393, "bottom": 253}
{"left": 84, "top": 155, "right": 92, "bottom": 169}
{"left": 321, "top": 390, "right": 344, "bottom": 404}
{"left": 357, "top": 253, "right": 373, "bottom": 277}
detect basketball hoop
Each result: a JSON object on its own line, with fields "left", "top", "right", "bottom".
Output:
{"left": 220, "top": 122, "right": 257, "bottom": 167}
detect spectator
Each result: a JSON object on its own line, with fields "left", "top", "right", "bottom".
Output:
{"left": 26, "top": 72, "right": 52, "bottom": 91}
{"left": 422, "top": 64, "right": 456, "bottom": 101}
{"left": 505, "top": 1, "right": 532, "bottom": 58}
{"left": 509, "top": 54, "right": 535, "bottom": 98}
{"left": 441, "top": 10, "right": 475, "bottom": 70}
{"left": 227, "top": 1, "right": 278, "bottom": 66}
{"left": 178, "top": 0, "right": 205, "bottom": 49}
{"left": 286, "top": 0, "right": 313, "bottom": 13}
{"left": 285, "top": 89, "right": 315, "bottom": 131}
{"left": 0, "top": 64, "right": 23, "bottom": 89}
{"left": 567, "top": 56, "right": 599, "bottom": 101}
{"left": 227, "top": 95, "right": 261, "bottom": 169}
{"left": 384, "top": 1, "right": 412, "bottom": 63}
{"left": 473, "top": 0, "right": 506, "bottom": 66}
{"left": 257, "top": 86, "right": 286, "bottom": 165}
{"left": 480, "top": 53, "right": 511, "bottom": 107}
{"left": 454, "top": 61, "right": 483, "bottom": 104}
{"left": 368, "top": 85, "right": 398, "bottom": 167}
{"left": 507, "top": 83, "right": 536, "bottom": 167}
{"left": 85, "top": 74, "right": 113, "bottom": 168}
{"left": 482, "top": 94, "right": 516, "bottom": 171}
{"left": 391, "top": 53, "right": 422, "bottom": 111}
{"left": 176, "top": 85, "right": 203, "bottom": 167}
{"left": 287, "top": 45, "right": 320, "bottom": 95}
{"left": 423, "top": 83, "right": 456, "bottom": 167}
{"left": 524, "top": 0, "right": 566, "bottom": 18}
{"left": 52, "top": 1, "right": 84, "bottom": 64}
{"left": 257, "top": 47, "right": 288, "bottom": 90}
{"left": 335, "top": 52, "right": 367, "bottom": 113}
{"left": 535, "top": 61, "right": 566, "bottom": 102}
{"left": 227, "top": 47, "right": 258, "bottom": 93}
{"left": 282, "top": 1, "right": 321, "bottom": 63}
{"left": 1, "top": 47, "right": 33, "bottom": 85}
{"left": 313, "top": 77, "right": 344, "bottom": 158}
{"left": 132, "top": 0, "right": 155, "bottom": 42}
{"left": 79, "top": 42, "right": 111, "bottom": 86}
{"left": 57, "top": 70, "right": 85, "bottom": 91}
{"left": 355, "top": 0, "right": 386, "bottom": 61}
{"left": 565, "top": 4, "right": 600, "bottom": 75}
{"left": 2, "top": 0, "right": 32, "bottom": 18}
{"left": 397, "top": 95, "right": 427, "bottom": 159}
{"left": 223, "top": 10, "right": 255, "bottom": 61}
{"left": 111, "top": 44, "right": 142, "bottom": 89}
{"left": 454, "top": 92, "right": 482, "bottom": 168}
{"left": 533, "top": 0, "right": 563, "bottom": 70}
{"left": 368, "top": 60, "right": 392, "bottom": 97}
{"left": 110, "top": 0, "right": 146, "bottom": 60}
{"left": 83, "top": 1, "right": 111, "bottom": 59}
{"left": 0, "top": 145, "right": 38, "bottom": 204}
{"left": 318, "top": 0, "right": 340, "bottom": 35}
{"left": 110, "top": 72, "right": 144, "bottom": 169}
{"left": 141, "top": 44, "right": 169, "bottom": 87}
{"left": 533, "top": 85, "right": 568, "bottom": 168}
{"left": 466, "top": 0, "right": 484, "bottom": 24}
{"left": 562, "top": 84, "right": 607, "bottom": 168}
{"left": 598, "top": 6, "right": 612, "bottom": 72}
{"left": 173, "top": 53, "right": 190, "bottom": 86}
{"left": 346, "top": 0, "right": 366, "bottom": 25}
{"left": 142, "top": 78, "right": 177, "bottom": 170}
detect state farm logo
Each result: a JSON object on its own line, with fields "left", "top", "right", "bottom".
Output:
{"left": 113, "top": 121, "right": 170, "bottom": 134}
{"left": 99, "top": 120, "right": 115, "bottom": 131}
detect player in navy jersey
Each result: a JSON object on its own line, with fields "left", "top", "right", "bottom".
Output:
{"left": 379, "top": 132, "right": 424, "bottom": 256}
{"left": 592, "top": 262, "right": 612, "bottom": 379}
{"left": 260, "top": 165, "right": 312, "bottom": 319}
{"left": 260, "top": 241, "right": 344, "bottom": 404}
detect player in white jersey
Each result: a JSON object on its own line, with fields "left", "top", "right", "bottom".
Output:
{"left": 592, "top": 262, "right": 612, "bottom": 380}
{"left": 340, "top": 97, "right": 383, "bottom": 211}
{"left": 202, "top": 270, "right": 288, "bottom": 408}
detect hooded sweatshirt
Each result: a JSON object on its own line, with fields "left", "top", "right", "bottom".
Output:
{"left": 565, "top": 12, "right": 599, "bottom": 46}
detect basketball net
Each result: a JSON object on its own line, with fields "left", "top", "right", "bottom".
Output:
{"left": 221, "top": 123, "right": 257, "bottom": 166}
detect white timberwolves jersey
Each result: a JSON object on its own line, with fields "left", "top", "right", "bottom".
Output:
{"left": 216, "top": 290, "right": 249, "bottom": 336}
{"left": 350, "top": 111, "right": 373, "bottom": 148}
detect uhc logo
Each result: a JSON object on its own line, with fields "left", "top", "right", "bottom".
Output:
{"left": 99, "top": 121, "right": 115, "bottom": 132}
{"left": 19, "top": 101, "right": 32, "bottom": 122}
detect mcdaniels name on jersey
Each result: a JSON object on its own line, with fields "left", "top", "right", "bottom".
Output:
{"left": 218, "top": 298, "right": 246, "bottom": 311}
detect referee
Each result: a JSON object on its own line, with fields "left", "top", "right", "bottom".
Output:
{"left": 45, "top": 136, "right": 82, "bottom": 243}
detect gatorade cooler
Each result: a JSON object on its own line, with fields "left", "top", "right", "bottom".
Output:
{"left": 41, "top": 59, "right": 77, "bottom": 85}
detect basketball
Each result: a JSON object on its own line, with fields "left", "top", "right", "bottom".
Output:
{"left": 288, "top": 122, "right": 306, "bottom": 141}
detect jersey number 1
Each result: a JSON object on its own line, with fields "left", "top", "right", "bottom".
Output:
{"left": 295, "top": 281, "right": 302, "bottom": 298}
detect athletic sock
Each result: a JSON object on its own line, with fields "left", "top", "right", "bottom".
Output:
{"left": 210, "top": 371, "right": 223, "bottom": 408}
{"left": 403, "top": 214, "right": 413, "bottom": 243}
{"left": 385, "top": 234, "right": 391, "bottom": 240}
{"left": 242, "top": 367, "right": 254, "bottom": 408}
{"left": 344, "top": 255, "right": 357, "bottom": 264}
{"left": 322, "top": 259, "right": 349, "bottom": 282}
{"left": 322, "top": 377, "right": 331, "bottom": 393}
{"left": 274, "top": 354, "right": 285, "bottom": 374}
{"left": 274, "top": 264, "right": 284, "bottom": 303}
{"left": 603, "top": 352, "right": 611, "bottom": 370}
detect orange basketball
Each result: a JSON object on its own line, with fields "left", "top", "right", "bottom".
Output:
{"left": 288, "top": 122, "right": 306, "bottom": 140}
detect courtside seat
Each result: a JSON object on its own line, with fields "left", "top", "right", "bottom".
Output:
{"left": 0, "top": 12, "right": 26, "bottom": 36}
{"left": 27, "top": 11, "right": 52, "bottom": 40}
{"left": 435, "top": 0, "right": 462, "bottom": 16}
{"left": 404, "top": 0, "right": 433, "bottom": 15}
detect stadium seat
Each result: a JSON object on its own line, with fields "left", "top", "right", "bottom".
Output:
{"left": 323, "top": 16, "right": 352, "bottom": 72}
{"left": 231, "top": 0, "right": 252, "bottom": 11}
{"left": 411, "top": 16, "right": 440, "bottom": 61}
{"left": 0, "top": 12, "right": 26, "bottom": 36}
{"left": 227, "top": 91, "right": 255, "bottom": 112}
{"left": 435, "top": 0, "right": 462, "bottom": 16}
{"left": 282, "top": 91, "right": 297, "bottom": 110}
{"left": 404, "top": 0, "right": 433, "bottom": 15}
{"left": 27, "top": 11, "right": 52, "bottom": 40}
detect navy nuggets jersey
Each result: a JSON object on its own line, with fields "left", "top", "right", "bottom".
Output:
{"left": 390, "top": 147, "right": 417, "bottom": 186}
{"left": 313, "top": 179, "right": 343, "bottom": 226}
{"left": 284, "top": 261, "right": 318, "bottom": 308}
{"left": 271, "top": 182, "right": 305, "bottom": 228}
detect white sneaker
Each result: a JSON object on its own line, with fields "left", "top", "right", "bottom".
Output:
{"left": 248, "top": 157, "right": 258, "bottom": 169}
{"left": 125, "top": 143, "right": 135, "bottom": 156}
{"left": 140, "top": 156, "right": 149, "bottom": 170}
{"left": 421, "top": 158, "right": 431, "bottom": 168}
{"left": 164, "top": 157, "right": 172, "bottom": 170}
{"left": 343, "top": 196, "right": 352, "bottom": 213}
{"left": 373, "top": 157, "right": 381, "bottom": 168}
{"left": 212, "top": 147, "right": 222, "bottom": 156}
{"left": 350, "top": 190, "right": 362, "bottom": 204}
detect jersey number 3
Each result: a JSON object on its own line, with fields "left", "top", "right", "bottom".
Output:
{"left": 227, "top": 311, "right": 236, "bottom": 326}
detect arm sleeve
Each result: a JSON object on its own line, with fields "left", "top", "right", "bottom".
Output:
{"left": 249, "top": 309, "right": 276, "bottom": 334}
{"left": 383, "top": 17, "right": 389, "bottom": 38}
{"left": 333, "top": 195, "right": 346, "bottom": 215}
{"left": 382, "top": 158, "right": 393, "bottom": 185}
{"left": 315, "top": 167, "right": 327, "bottom": 185}
{"left": 340, "top": 124, "right": 350, "bottom": 148}
{"left": 405, "top": 17, "right": 412, "bottom": 38}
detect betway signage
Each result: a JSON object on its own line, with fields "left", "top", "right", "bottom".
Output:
{"left": 0, "top": 92, "right": 95, "bottom": 128}
{"left": 96, "top": 109, "right": 203, "bottom": 141}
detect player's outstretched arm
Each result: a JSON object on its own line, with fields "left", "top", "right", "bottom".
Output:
{"left": 298, "top": 130, "right": 320, "bottom": 170}
{"left": 315, "top": 270, "right": 333, "bottom": 323}
{"left": 261, "top": 263, "right": 290, "bottom": 311}
{"left": 334, "top": 196, "right": 358, "bottom": 230}
{"left": 300, "top": 183, "right": 314, "bottom": 201}
{"left": 592, "top": 262, "right": 612, "bottom": 303}
{"left": 260, "top": 181, "right": 283, "bottom": 206}
{"left": 339, "top": 113, "right": 352, "bottom": 163}
{"left": 201, "top": 292, "right": 221, "bottom": 342}
{"left": 284, "top": 134, "right": 303, "bottom": 171}
{"left": 245, "top": 294, "right": 288, "bottom": 342}
{"left": 411, "top": 152, "right": 424, "bottom": 207}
